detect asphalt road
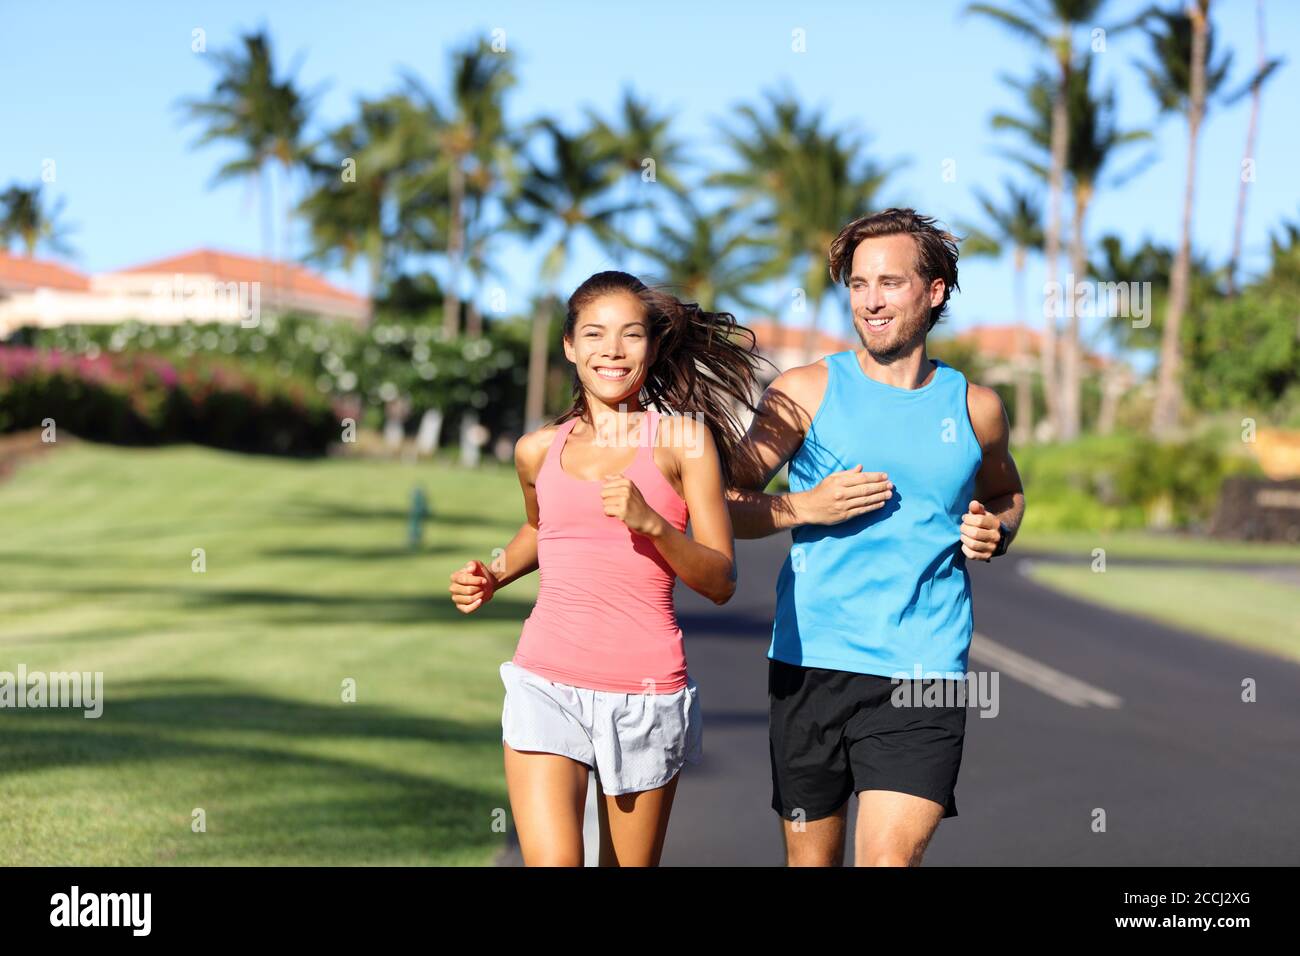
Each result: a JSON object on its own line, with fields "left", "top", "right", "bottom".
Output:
{"left": 500, "top": 535, "right": 1300, "bottom": 866}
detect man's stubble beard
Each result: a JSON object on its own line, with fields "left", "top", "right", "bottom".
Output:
{"left": 859, "top": 312, "right": 930, "bottom": 365}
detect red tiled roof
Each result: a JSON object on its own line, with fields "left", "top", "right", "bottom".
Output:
{"left": 746, "top": 319, "right": 856, "bottom": 356}
{"left": 956, "top": 323, "right": 1112, "bottom": 369}
{"left": 113, "top": 249, "right": 366, "bottom": 305}
{"left": 0, "top": 251, "right": 91, "bottom": 292}
{"left": 954, "top": 324, "right": 1044, "bottom": 359}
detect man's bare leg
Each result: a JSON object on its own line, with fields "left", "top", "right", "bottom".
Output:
{"left": 780, "top": 800, "right": 849, "bottom": 866}
{"left": 854, "top": 789, "right": 945, "bottom": 866}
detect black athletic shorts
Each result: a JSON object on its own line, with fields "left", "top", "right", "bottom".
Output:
{"left": 768, "top": 657, "right": 967, "bottom": 821}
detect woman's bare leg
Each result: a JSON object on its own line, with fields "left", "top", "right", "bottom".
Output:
{"left": 596, "top": 771, "right": 680, "bottom": 867}
{"left": 503, "top": 743, "right": 590, "bottom": 866}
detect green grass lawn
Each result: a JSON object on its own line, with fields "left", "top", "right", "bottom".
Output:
{"left": 0, "top": 440, "right": 532, "bottom": 865}
{"left": 1013, "top": 529, "right": 1300, "bottom": 565}
{"left": 1023, "top": 564, "right": 1300, "bottom": 664}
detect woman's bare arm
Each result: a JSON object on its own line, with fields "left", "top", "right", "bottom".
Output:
{"left": 635, "top": 417, "right": 736, "bottom": 605}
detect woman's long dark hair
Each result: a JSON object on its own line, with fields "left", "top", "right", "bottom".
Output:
{"left": 549, "top": 271, "right": 773, "bottom": 489}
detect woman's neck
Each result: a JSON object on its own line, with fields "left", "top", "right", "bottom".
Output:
{"left": 581, "top": 399, "right": 646, "bottom": 445}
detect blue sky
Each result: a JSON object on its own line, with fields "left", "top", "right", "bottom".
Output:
{"left": 2, "top": 0, "right": 1297, "bottom": 348}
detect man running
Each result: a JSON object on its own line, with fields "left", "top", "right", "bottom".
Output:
{"left": 725, "top": 207, "right": 1025, "bottom": 866}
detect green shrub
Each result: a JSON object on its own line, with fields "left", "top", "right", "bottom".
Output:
{"left": 1016, "top": 429, "right": 1259, "bottom": 531}
{"left": 14, "top": 314, "right": 531, "bottom": 439}
{"left": 0, "top": 346, "right": 338, "bottom": 455}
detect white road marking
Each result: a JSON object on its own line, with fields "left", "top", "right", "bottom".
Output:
{"left": 970, "top": 632, "right": 1123, "bottom": 709}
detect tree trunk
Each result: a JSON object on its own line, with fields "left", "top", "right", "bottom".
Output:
{"left": 1061, "top": 182, "right": 1090, "bottom": 442}
{"left": 366, "top": 237, "right": 383, "bottom": 327}
{"left": 415, "top": 407, "right": 443, "bottom": 457}
{"left": 467, "top": 295, "right": 483, "bottom": 339}
{"left": 459, "top": 409, "right": 484, "bottom": 468}
{"left": 443, "top": 160, "right": 464, "bottom": 337}
{"left": 279, "top": 160, "right": 291, "bottom": 315}
{"left": 259, "top": 165, "right": 274, "bottom": 316}
{"left": 466, "top": 255, "right": 484, "bottom": 339}
{"left": 1096, "top": 362, "right": 1126, "bottom": 435}
{"left": 383, "top": 396, "right": 408, "bottom": 452}
{"left": 801, "top": 296, "right": 822, "bottom": 368}
{"left": 1226, "top": 0, "right": 1266, "bottom": 297}
{"left": 1012, "top": 246, "right": 1033, "bottom": 445}
{"left": 1152, "top": 0, "right": 1209, "bottom": 437}
{"left": 1040, "top": 46, "right": 1071, "bottom": 441}
{"left": 524, "top": 296, "right": 552, "bottom": 433}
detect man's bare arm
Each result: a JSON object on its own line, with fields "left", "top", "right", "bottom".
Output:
{"left": 960, "top": 384, "right": 1026, "bottom": 560}
{"left": 725, "top": 367, "right": 816, "bottom": 538}
{"left": 726, "top": 365, "right": 893, "bottom": 538}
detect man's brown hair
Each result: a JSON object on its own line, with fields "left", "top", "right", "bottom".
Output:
{"left": 827, "top": 207, "right": 960, "bottom": 331}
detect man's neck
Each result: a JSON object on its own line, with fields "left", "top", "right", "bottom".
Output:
{"left": 856, "top": 342, "right": 935, "bottom": 390}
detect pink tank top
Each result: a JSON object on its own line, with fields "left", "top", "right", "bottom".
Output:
{"left": 513, "top": 408, "right": 691, "bottom": 693}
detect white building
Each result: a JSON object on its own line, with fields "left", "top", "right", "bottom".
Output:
{"left": 0, "top": 248, "right": 368, "bottom": 337}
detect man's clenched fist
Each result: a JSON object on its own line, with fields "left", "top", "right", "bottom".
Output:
{"left": 960, "top": 499, "right": 1003, "bottom": 561}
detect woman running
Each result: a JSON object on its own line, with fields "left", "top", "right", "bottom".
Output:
{"left": 449, "top": 270, "right": 766, "bottom": 866}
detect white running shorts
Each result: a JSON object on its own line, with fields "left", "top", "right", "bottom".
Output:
{"left": 499, "top": 660, "right": 703, "bottom": 796}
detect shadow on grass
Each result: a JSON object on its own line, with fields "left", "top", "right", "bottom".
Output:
{"left": 0, "top": 624, "right": 175, "bottom": 647}
{"left": 0, "top": 677, "right": 508, "bottom": 864}
{"left": 2, "top": 676, "right": 495, "bottom": 753}
{"left": 281, "top": 499, "right": 523, "bottom": 531}
{"left": 0, "top": 551, "right": 116, "bottom": 568}
{"left": 21, "top": 583, "right": 536, "bottom": 626}
{"left": 2, "top": 539, "right": 516, "bottom": 569}
{"left": 259, "top": 544, "right": 463, "bottom": 561}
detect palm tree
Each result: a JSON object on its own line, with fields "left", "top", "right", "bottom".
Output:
{"left": 961, "top": 181, "right": 1044, "bottom": 444}
{"left": 1142, "top": 1, "right": 1230, "bottom": 436}
{"left": 1226, "top": 0, "right": 1284, "bottom": 296}
{"left": 401, "top": 40, "right": 516, "bottom": 337}
{"left": 457, "top": 147, "right": 521, "bottom": 338}
{"left": 456, "top": 175, "right": 497, "bottom": 339}
{"left": 967, "top": 0, "right": 1135, "bottom": 439}
{"left": 585, "top": 86, "right": 692, "bottom": 251}
{"left": 0, "top": 183, "right": 75, "bottom": 258}
{"left": 511, "top": 119, "right": 636, "bottom": 431}
{"left": 1059, "top": 58, "right": 1151, "bottom": 439}
{"left": 458, "top": 107, "right": 522, "bottom": 340}
{"left": 1090, "top": 233, "right": 1214, "bottom": 433}
{"left": 626, "top": 194, "right": 781, "bottom": 315}
{"left": 461, "top": 220, "right": 499, "bottom": 339}
{"left": 1268, "top": 211, "right": 1300, "bottom": 287}
{"left": 299, "top": 94, "right": 437, "bottom": 317}
{"left": 179, "top": 30, "right": 313, "bottom": 313}
{"left": 712, "top": 89, "right": 891, "bottom": 366}
{"left": 993, "top": 60, "right": 1150, "bottom": 439}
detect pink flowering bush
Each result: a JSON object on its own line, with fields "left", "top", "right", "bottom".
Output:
{"left": 0, "top": 346, "right": 340, "bottom": 455}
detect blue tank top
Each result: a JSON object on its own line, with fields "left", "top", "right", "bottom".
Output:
{"left": 768, "top": 350, "right": 984, "bottom": 678}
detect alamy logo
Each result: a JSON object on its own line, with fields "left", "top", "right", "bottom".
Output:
{"left": 50, "top": 886, "right": 151, "bottom": 936}
{"left": 150, "top": 273, "right": 261, "bottom": 327}
{"left": 0, "top": 665, "right": 103, "bottom": 718}
{"left": 1042, "top": 275, "right": 1153, "bottom": 328}
{"left": 890, "top": 665, "right": 1000, "bottom": 718}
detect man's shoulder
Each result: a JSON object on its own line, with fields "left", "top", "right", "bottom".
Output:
{"left": 963, "top": 379, "right": 1004, "bottom": 416}
{"left": 768, "top": 355, "right": 838, "bottom": 425}
{"left": 962, "top": 379, "right": 1008, "bottom": 446}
